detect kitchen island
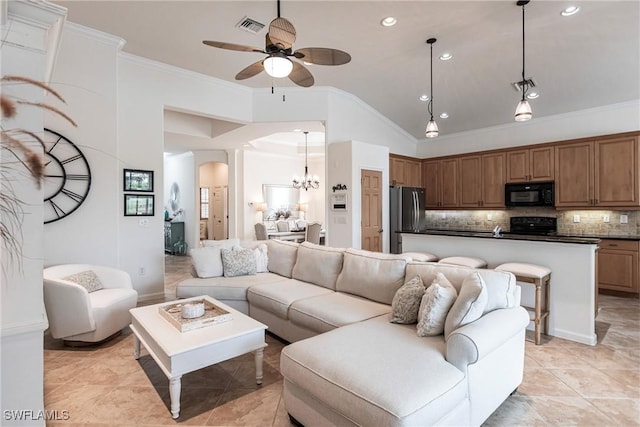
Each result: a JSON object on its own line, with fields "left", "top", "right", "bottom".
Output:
{"left": 402, "top": 231, "right": 600, "bottom": 345}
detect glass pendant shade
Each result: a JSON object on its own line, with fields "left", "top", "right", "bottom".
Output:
{"left": 514, "top": 99, "right": 532, "bottom": 122}
{"left": 425, "top": 119, "right": 439, "bottom": 138}
{"left": 264, "top": 55, "right": 293, "bottom": 78}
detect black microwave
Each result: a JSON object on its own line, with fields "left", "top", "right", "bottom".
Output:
{"left": 505, "top": 182, "right": 555, "bottom": 207}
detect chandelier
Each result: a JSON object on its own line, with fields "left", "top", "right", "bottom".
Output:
{"left": 292, "top": 131, "right": 319, "bottom": 191}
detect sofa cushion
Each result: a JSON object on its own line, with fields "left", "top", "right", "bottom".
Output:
{"left": 417, "top": 273, "right": 458, "bottom": 337}
{"left": 289, "top": 292, "right": 390, "bottom": 334}
{"left": 390, "top": 275, "right": 425, "bottom": 324}
{"left": 444, "top": 271, "right": 488, "bottom": 338}
{"left": 267, "top": 240, "right": 300, "bottom": 278}
{"left": 405, "top": 262, "right": 517, "bottom": 313}
{"left": 281, "top": 314, "right": 467, "bottom": 426}
{"left": 176, "top": 272, "right": 286, "bottom": 300}
{"left": 291, "top": 242, "right": 345, "bottom": 290}
{"left": 202, "top": 238, "right": 240, "bottom": 248}
{"left": 247, "top": 279, "right": 333, "bottom": 320}
{"left": 336, "top": 249, "right": 410, "bottom": 305}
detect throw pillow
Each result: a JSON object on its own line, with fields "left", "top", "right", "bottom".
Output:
{"left": 63, "top": 270, "right": 104, "bottom": 293}
{"left": 221, "top": 248, "right": 257, "bottom": 277}
{"left": 416, "top": 273, "right": 458, "bottom": 336}
{"left": 390, "top": 275, "right": 425, "bottom": 324}
{"left": 190, "top": 246, "right": 223, "bottom": 278}
{"left": 444, "top": 271, "right": 488, "bottom": 339}
{"left": 254, "top": 244, "right": 269, "bottom": 273}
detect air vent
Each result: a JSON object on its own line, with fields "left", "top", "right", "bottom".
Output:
{"left": 512, "top": 78, "right": 537, "bottom": 92}
{"left": 235, "top": 16, "right": 265, "bottom": 34}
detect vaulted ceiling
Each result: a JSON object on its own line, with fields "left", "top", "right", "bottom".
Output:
{"left": 55, "top": 1, "right": 639, "bottom": 142}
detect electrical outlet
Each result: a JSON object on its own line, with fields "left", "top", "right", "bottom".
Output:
{"left": 440, "top": 213, "right": 446, "bottom": 220}
{"left": 573, "top": 215, "right": 580, "bottom": 223}
{"left": 138, "top": 267, "right": 146, "bottom": 276}
{"left": 487, "top": 213, "right": 493, "bottom": 221}
{"left": 139, "top": 218, "right": 149, "bottom": 227}
{"left": 603, "top": 215, "right": 610, "bottom": 223}
{"left": 620, "top": 214, "right": 629, "bottom": 224}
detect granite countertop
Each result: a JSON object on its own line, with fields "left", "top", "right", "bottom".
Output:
{"left": 405, "top": 229, "right": 603, "bottom": 244}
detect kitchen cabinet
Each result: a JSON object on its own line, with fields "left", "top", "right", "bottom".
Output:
{"left": 555, "top": 135, "right": 639, "bottom": 208}
{"left": 458, "top": 153, "right": 505, "bottom": 208}
{"left": 390, "top": 155, "right": 422, "bottom": 187}
{"left": 422, "top": 158, "right": 459, "bottom": 208}
{"left": 598, "top": 239, "right": 639, "bottom": 295}
{"left": 506, "top": 146, "right": 554, "bottom": 183}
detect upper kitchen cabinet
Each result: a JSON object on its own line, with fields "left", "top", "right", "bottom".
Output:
{"left": 506, "top": 146, "right": 554, "bottom": 183}
{"left": 390, "top": 154, "right": 422, "bottom": 187}
{"left": 422, "top": 158, "right": 459, "bottom": 208}
{"left": 459, "top": 153, "right": 505, "bottom": 208}
{"left": 555, "top": 134, "right": 639, "bottom": 208}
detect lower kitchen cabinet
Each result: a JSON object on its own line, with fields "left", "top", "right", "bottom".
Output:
{"left": 598, "top": 239, "right": 639, "bottom": 296}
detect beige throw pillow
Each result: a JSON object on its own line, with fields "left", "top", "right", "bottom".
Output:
{"left": 221, "top": 248, "right": 257, "bottom": 277}
{"left": 390, "top": 275, "right": 425, "bottom": 324}
{"left": 444, "top": 271, "right": 488, "bottom": 339}
{"left": 417, "top": 273, "right": 458, "bottom": 336}
{"left": 190, "top": 246, "right": 224, "bottom": 278}
{"left": 63, "top": 270, "right": 104, "bottom": 293}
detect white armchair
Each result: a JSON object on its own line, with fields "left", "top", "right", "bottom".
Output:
{"left": 43, "top": 264, "right": 138, "bottom": 344}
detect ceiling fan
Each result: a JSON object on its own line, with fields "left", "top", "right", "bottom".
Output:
{"left": 202, "top": 0, "right": 351, "bottom": 87}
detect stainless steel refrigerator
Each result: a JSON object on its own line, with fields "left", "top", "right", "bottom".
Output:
{"left": 390, "top": 186, "right": 426, "bottom": 254}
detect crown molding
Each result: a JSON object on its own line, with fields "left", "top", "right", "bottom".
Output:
{"left": 64, "top": 21, "right": 125, "bottom": 50}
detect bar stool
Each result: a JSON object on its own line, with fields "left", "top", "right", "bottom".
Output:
{"left": 495, "top": 262, "right": 551, "bottom": 345}
{"left": 438, "top": 256, "right": 487, "bottom": 269}
{"left": 403, "top": 252, "right": 439, "bottom": 262}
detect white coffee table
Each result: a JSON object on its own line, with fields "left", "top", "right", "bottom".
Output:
{"left": 129, "top": 295, "right": 267, "bottom": 419}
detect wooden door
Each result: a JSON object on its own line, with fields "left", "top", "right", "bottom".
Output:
{"left": 423, "top": 160, "right": 440, "bottom": 208}
{"left": 506, "top": 149, "right": 529, "bottom": 183}
{"left": 390, "top": 157, "right": 405, "bottom": 186}
{"left": 440, "top": 158, "right": 459, "bottom": 207}
{"left": 361, "top": 169, "right": 382, "bottom": 252}
{"left": 529, "top": 146, "right": 554, "bottom": 182}
{"left": 459, "top": 155, "right": 482, "bottom": 207}
{"left": 482, "top": 152, "right": 506, "bottom": 207}
{"left": 555, "top": 141, "right": 594, "bottom": 207}
{"left": 594, "top": 136, "right": 639, "bottom": 207}
{"left": 212, "top": 186, "right": 228, "bottom": 240}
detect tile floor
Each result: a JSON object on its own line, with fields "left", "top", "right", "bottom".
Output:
{"left": 44, "top": 255, "right": 640, "bottom": 426}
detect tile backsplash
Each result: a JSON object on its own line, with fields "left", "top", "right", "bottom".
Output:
{"left": 424, "top": 208, "right": 640, "bottom": 237}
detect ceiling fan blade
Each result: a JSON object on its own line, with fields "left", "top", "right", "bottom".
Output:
{"left": 294, "top": 47, "right": 351, "bottom": 66}
{"left": 235, "top": 60, "right": 265, "bottom": 80}
{"left": 203, "top": 40, "right": 264, "bottom": 53}
{"left": 268, "top": 17, "right": 296, "bottom": 50}
{"left": 289, "top": 61, "right": 314, "bottom": 87}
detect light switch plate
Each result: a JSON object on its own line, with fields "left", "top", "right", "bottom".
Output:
{"left": 487, "top": 213, "right": 493, "bottom": 221}
{"left": 603, "top": 215, "right": 610, "bottom": 223}
{"left": 573, "top": 215, "right": 580, "bottom": 223}
{"left": 620, "top": 214, "right": 629, "bottom": 224}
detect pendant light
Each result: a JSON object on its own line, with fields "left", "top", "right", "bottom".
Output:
{"left": 514, "top": 0, "right": 533, "bottom": 122}
{"left": 292, "top": 131, "right": 320, "bottom": 191}
{"left": 425, "top": 38, "right": 439, "bottom": 138}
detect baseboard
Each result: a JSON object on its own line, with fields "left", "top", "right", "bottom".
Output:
{"left": 552, "top": 328, "right": 597, "bottom": 346}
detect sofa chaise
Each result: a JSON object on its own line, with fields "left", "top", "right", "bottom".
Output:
{"left": 177, "top": 239, "right": 529, "bottom": 426}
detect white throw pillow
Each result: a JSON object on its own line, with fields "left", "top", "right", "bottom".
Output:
{"left": 390, "top": 275, "right": 425, "bottom": 324}
{"left": 254, "top": 244, "right": 269, "bottom": 273}
{"left": 416, "top": 273, "right": 458, "bottom": 336}
{"left": 444, "top": 271, "right": 488, "bottom": 339}
{"left": 189, "top": 246, "right": 223, "bottom": 278}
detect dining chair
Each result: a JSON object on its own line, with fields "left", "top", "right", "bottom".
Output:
{"left": 276, "top": 220, "right": 290, "bottom": 232}
{"left": 254, "top": 222, "right": 268, "bottom": 240}
{"left": 305, "top": 221, "right": 322, "bottom": 245}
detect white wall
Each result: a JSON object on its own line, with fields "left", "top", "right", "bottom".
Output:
{"left": 417, "top": 100, "right": 640, "bottom": 158}
{"left": 2, "top": 2, "right": 66, "bottom": 425}
{"left": 300, "top": 155, "right": 326, "bottom": 225}
{"left": 164, "top": 152, "right": 196, "bottom": 252}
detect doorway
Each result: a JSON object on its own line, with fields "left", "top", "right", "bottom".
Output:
{"left": 199, "top": 162, "right": 228, "bottom": 240}
{"left": 361, "top": 169, "right": 383, "bottom": 252}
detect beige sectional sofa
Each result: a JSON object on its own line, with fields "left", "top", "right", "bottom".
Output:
{"left": 177, "top": 239, "right": 530, "bottom": 426}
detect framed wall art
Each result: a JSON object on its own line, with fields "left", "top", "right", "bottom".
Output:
{"left": 123, "top": 169, "right": 154, "bottom": 192}
{"left": 124, "top": 194, "right": 155, "bottom": 216}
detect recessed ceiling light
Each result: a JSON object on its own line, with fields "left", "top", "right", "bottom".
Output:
{"left": 440, "top": 112, "right": 449, "bottom": 119}
{"left": 526, "top": 92, "right": 539, "bottom": 99}
{"left": 419, "top": 94, "right": 429, "bottom": 102}
{"left": 243, "top": 144, "right": 251, "bottom": 147}
{"left": 439, "top": 53, "right": 453, "bottom": 61}
{"left": 381, "top": 16, "right": 397, "bottom": 27}
{"left": 561, "top": 6, "right": 580, "bottom": 16}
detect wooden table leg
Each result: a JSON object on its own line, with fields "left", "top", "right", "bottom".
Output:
{"left": 170, "top": 376, "right": 182, "bottom": 419}
{"left": 255, "top": 347, "right": 264, "bottom": 385}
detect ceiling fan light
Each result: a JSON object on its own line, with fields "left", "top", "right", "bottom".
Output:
{"left": 514, "top": 99, "right": 533, "bottom": 121}
{"left": 425, "top": 119, "right": 439, "bottom": 138}
{"left": 264, "top": 55, "right": 293, "bottom": 78}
